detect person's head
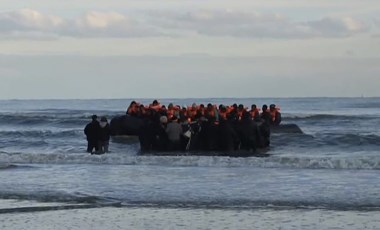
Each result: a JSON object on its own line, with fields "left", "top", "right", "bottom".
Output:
{"left": 207, "top": 103, "right": 213, "bottom": 109}
{"left": 270, "top": 104, "right": 276, "bottom": 111}
{"left": 251, "top": 104, "right": 257, "bottom": 110}
{"left": 130, "top": 101, "right": 138, "bottom": 110}
{"left": 168, "top": 103, "right": 173, "bottom": 109}
{"left": 152, "top": 100, "right": 159, "bottom": 106}
{"left": 192, "top": 103, "right": 197, "bottom": 109}
{"left": 238, "top": 104, "right": 244, "bottom": 111}
{"left": 232, "top": 103, "right": 238, "bottom": 110}
{"left": 160, "top": 116, "right": 168, "bottom": 124}
{"left": 100, "top": 117, "right": 108, "bottom": 128}
{"left": 220, "top": 106, "right": 227, "bottom": 113}
{"left": 91, "top": 114, "right": 98, "bottom": 121}
{"left": 262, "top": 104, "right": 268, "bottom": 111}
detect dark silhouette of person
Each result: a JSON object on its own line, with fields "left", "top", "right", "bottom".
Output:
{"left": 152, "top": 116, "right": 169, "bottom": 151}
{"left": 98, "top": 116, "right": 111, "bottom": 153}
{"left": 218, "top": 116, "right": 239, "bottom": 152}
{"left": 237, "top": 111, "right": 257, "bottom": 152}
{"left": 260, "top": 104, "right": 271, "bottom": 124}
{"left": 84, "top": 115, "right": 101, "bottom": 154}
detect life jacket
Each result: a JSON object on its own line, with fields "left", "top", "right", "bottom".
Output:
{"left": 197, "top": 107, "right": 205, "bottom": 116}
{"left": 225, "top": 106, "right": 232, "bottom": 114}
{"left": 127, "top": 103, "right": 139, "bottom": 116}
{"left": 206, "top": 106, "right": 216, "bottom": 119}
{"left": 270, "top": 107, "right": 280, "bottom": 122}
{"left": 250, "top": 108, "right": 260, "bottom": 120}
{"left": 187, "top": 106, "right": 198, "bottom": 119}
{"left": 166, "top": 109, "right": 174, "bottom": 119}
{"left": 167, "top": 106, "right": 180, "bottom": 119}
{"left": 149, "top": 104, "right": 161, "bottom": 111}
{"left": 237, "top": 109, "right": 247, "bottom": 120}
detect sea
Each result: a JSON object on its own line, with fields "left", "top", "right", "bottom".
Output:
{"left": 0, "top": 98, "right": 379, "bottom": 230}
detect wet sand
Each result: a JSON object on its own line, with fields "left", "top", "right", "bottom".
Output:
{"left": 1, "top": 201, "right": 380, "bottom": 230}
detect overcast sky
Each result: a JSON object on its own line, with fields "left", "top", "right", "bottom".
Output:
{"left": 1, "top": 0, "right": 379, "bottom": 99}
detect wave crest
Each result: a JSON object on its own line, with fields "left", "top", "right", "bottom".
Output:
{"left": 1, "top": 153, "right": 379, "bottom": 170}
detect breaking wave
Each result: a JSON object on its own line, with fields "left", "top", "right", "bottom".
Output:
{"left": 1, "top": 152, "right": 379, "bottom": 170}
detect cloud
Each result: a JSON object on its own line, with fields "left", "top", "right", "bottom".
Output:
{"left": 153, "top": 10, "right": 368, "bottom": 38}
{"left": 0, "top": 9, "right": 160, "bottom": 39}
{"left": 306, "top": 17, "right": 367, "bottom": 37}
{"left": 0, "top": 9, "right": 65, "bottom": 31}
{"left": 0, "top": 8, "right": 369, "bottom": 39}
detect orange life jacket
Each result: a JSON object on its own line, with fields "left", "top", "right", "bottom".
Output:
{"left": 270, "top": 108, "right": 280, "bottom": 122}
{"left": 149, "top": 104, "right": 161, "bottom": 111}
{"left": 187, "top": 107, "right": 198, "bottom": 119}
{"left": 250, "top": 108, "right": 260, "bottom": 119}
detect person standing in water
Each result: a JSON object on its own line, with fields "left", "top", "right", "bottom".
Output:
{"left": 98, "top": 116, "right": 111, "bottom": 153}
{"left": 84, "top": 115, "right": 100, "bottom": 154}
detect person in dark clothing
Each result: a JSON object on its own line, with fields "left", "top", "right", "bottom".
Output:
{"left": 152, "top": 116, "right": 169, "bottom": 151}
{"left": 98, "top": 116, "right": 111, "bottom": 153}
{"left": 84, "top": 115, "right": 101, "bottom": 154}
{"left": 250, "top": 104, "right": 260, "bottom": 121}
{"left": 218, "top": 117, "right": 239, "bottom": 152}
{"left": 138, "top": 112, "right": 155, "bottom": 152}
{"left": 207, "top": 121, "right": 220, "bottom": 151}
{"left": 260, "top": 104, "right": 271, "bottom": 124}
{"left": 237, "top": 111, "right": 257, "bottom": 152}
{"left": 198, "top": 118, "right": 211, "bottom": 151}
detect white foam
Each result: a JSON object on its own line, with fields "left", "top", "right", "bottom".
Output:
{"left": 1, "top": 152, "right": 380, "bottom": 170}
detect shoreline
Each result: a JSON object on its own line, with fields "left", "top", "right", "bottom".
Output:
{"left": 1, "top": 203, "right": 380, "bottom": 230}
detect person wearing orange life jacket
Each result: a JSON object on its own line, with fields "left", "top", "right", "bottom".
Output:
{"left": 269, "top": 104, "right": 281, "bottom": 126}
{"left": 186, "top": 103, "right": 198, "bottom": 122}
{"left": 237, "top": 104, "right": 247, "bottom": 121}
{"left": 149, "top": 100, "right": 161, "bottom": 111}
{"left": 250, "top": 104, "right": 260, "bottom": 121}
{"left": 205, "top": 103, "right": 216, "bottom": 122}
{"left": 227, "top": 104, "right": 238, "bottom": 121}
{"left": 218, "top": 105, "right": 228, "bottom": 121}
{"left": 138, "top": 104, "right": 147, "bottom": 118}
{"left": 179, "top": 106, "right": 189, "bottom": 123}
{"left": 197, "top": 104, "right": 205, "bottom": 118}
{"left": 166, "top": 103, "right": 177, "bottom": 120}
{"left": 126, "top": 101, "right": 139, "bottom": 117}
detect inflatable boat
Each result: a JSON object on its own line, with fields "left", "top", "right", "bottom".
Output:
{"left": 109, "top": 115, "right": 303, "bottom": 158}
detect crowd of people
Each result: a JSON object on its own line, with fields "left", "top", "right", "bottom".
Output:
{"left": 126, "top": 100, "right": 282, "bottom": 153}
{"left": 84, "top": 115, "right": 111, "bottom": 154}
{"left": 84, "top": 100, "right": 282, "bottom": 154}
